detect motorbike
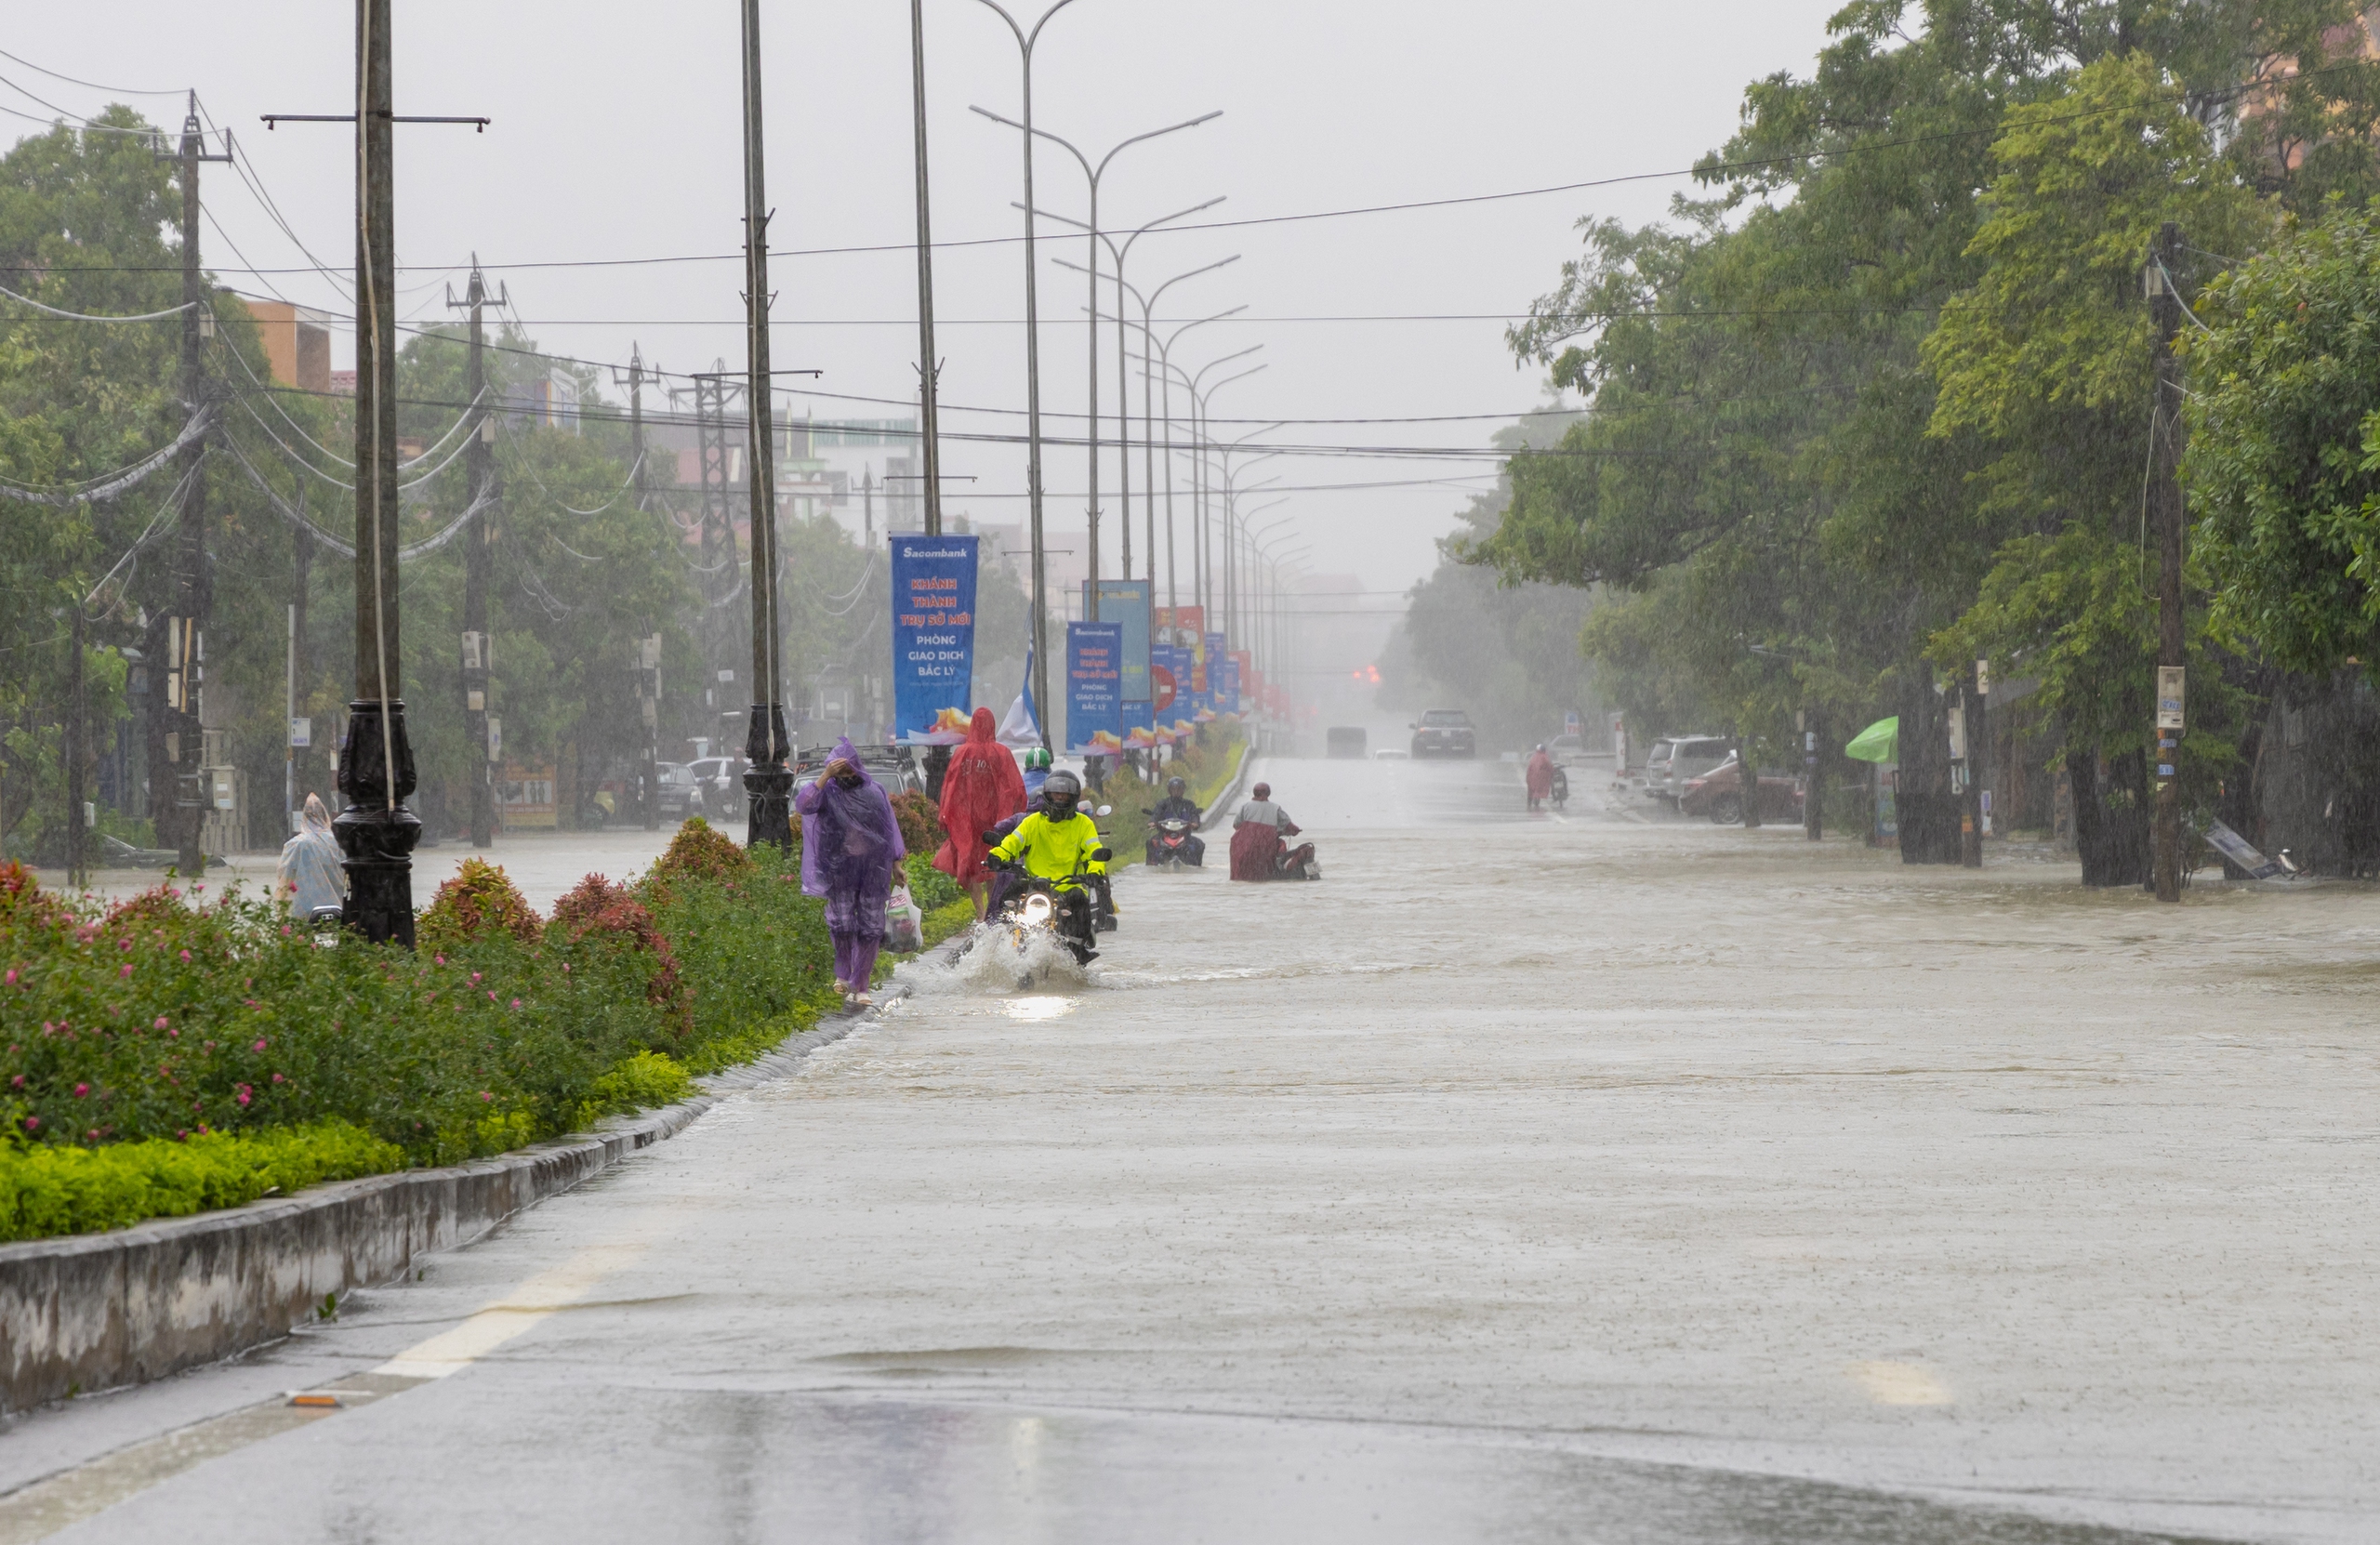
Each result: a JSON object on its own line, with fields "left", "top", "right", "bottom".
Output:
{"left": 987, "top": 862, "right": 1111, "bottom": 984}
{"left": 1551, "top": 767, "right": 1569, "bottom": 812}
{"left": 1149, "top": 814, "right": 1201, "bottom": 870}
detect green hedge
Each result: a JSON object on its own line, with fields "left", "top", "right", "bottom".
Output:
{"left": 0, "top": 821, "right": 844, "bottom": 1238}
{"left": 0, "top": 1121, "right": 401, "bottom": 1243}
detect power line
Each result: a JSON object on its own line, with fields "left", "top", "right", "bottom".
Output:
{"left": 0, "top": 47, "right": 185, "bottom": 98}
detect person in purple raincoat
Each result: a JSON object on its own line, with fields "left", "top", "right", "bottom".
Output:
{"left": 795, "top": 737, "right": 907, "bottom": 1008}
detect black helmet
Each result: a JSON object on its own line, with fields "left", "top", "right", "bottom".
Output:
{"left": 1043, "top": 769, "right": 1082, "bottom": 814}
{"left": 1167, "top": 776, "right": 1186, "bottom": 795}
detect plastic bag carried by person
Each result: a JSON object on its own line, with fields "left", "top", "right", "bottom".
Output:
{"left": 885, "top": 881, "right": 924, "bottom": 953}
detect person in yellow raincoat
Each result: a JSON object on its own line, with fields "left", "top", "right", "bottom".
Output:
{"left": 985, "top": 770, "right": 1109, "bottom": 946}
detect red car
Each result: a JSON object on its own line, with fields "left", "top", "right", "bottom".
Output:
{"left": 1679, "top": 758, "right": 1804, "bottom": 824}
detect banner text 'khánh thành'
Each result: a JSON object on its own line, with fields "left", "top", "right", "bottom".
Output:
{"left": 1093, "top": 578, "right": 1151, "bottom": 726}
{"left": 1066, "top": 620, "right": 1124, "bottom": 755}
{"left": 890, "top": 534, "right": 980, "bottom": 744}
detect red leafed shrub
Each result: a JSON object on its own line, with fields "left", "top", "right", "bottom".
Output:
{"left": 890, "top": 790, "right": 945, "bottom": 858}
{"left": 550, "top": 875, "right": 690, "bottom": 1039}
{"left": 0, "top": 862, "right": 70, "bottom": 937}
{"left": 653, "top": 817, "right": 754, "bottom": 883}
{"left": 417, "top": 858, "right": 541, "bottom": 953}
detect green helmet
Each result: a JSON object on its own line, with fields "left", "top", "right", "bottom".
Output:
{"left": 1023, "top": 746, "right": 1051, "bottom": 771}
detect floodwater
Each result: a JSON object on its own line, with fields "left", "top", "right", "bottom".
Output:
{"left": 11, "top": 757, "right": 2378, "bottom": 1544}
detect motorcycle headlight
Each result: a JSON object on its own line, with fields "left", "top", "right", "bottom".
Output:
{"left": 1021, "top": 893, "right": 1053, "bottom": 925}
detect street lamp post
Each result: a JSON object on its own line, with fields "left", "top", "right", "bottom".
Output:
{"left": 1133, "top": 322, "right": 1250, "bottom": 622}
{"left": 738, "top": 0, "right": 793, "bottom": 850}
{"left": 968, "top": 0, "right": 1078, "bottom": 746}
{"left": 974, "top": 110, "right": 1219, "bottom": 617}
{"left": 1216, "top": 459, "right": 1283, "bottom": 648}
{"left": 1189, "top": 380, "right": 1272, "bottom": 640}
{"left": 1044, "top": 214, "right": 1228, "bottom": 593}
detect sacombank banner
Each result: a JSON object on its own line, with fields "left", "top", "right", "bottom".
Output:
{"left": 1066, "top": 621, "right": 1123, "bottom": 754}
{"left": 890, "top": 534, "right": 979, "bottom": 744}
{"left": 1091, "top": 579, "right": 1151, "bottom": 706}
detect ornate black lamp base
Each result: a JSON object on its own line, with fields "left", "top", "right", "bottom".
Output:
{"left": 334, "top": 697, "right": 423, "bottom": 946}
{"left": 743, "top": 701, "right": 795, "bottom": 852}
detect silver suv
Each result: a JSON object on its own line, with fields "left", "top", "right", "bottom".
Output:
{"left": 1643, "top": 735, "right": 1733, "bottom": 807}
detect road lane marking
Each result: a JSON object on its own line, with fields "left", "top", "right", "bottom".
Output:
{"left": 1847, "top": 1360, "right": 1952, "bottom": 1406}
{"left": 373, "top": 1239, "right": 650, "bottom": 1380}
{"left": 0, "top": 1232, "right": 658, "bottom": 1539}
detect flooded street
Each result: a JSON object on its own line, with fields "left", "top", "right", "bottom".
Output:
{"left": 23, "top": 756, "right": 2380, "bottom": 1543}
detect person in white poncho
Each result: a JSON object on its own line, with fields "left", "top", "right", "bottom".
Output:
{"left": 276, "top": 794, "right": 347, "bottom": 918}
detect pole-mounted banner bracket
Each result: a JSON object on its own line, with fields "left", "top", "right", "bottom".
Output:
{"left": 262, "top": 113, "right": 490, "bottom": 131}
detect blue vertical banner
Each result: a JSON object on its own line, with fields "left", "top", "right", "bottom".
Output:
{"left": 1200, "top": 631, "right": 1227, "bottom": 717}
{"left": 1222, "top": 657, "right": 1242, "bottom": 715}
{"left": 1093, "top": 578, "right": 1151, "bottom": 725}
{"left": 1066, "top": 621, "right": 1124, "bottom": 754}
{"left": 890, "top": 534, "right": 980, "bottom": 744}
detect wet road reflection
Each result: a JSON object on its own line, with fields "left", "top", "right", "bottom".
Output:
{"left": 33, "top": 754, "right": 2380, "bottom": 1544}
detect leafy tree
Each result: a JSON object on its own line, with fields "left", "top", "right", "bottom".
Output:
{"left": 2183, "top": 198, "right": 2380, "bottom": 678}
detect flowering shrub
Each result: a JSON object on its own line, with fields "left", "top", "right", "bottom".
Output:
{"left": 549, "top": 875, "right": 689, "bottom": 1040}
{"left": 416, "top": 859, "right": 542, "bottom": 953}
{"left": 890, "top": 790, "right": 945, "bottom": 859}
{"left": 0, "top": 835, "right": 843, "bottom": 1237}
{"left": 653, "top": 817, "right": 754, "bottom": 883}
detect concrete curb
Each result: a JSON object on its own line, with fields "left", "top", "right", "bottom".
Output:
{"left": 1198, "top": 742, "right": 1254, "bottom": 836}
{"left": 0, "top": 1013, "right": 871, "bottom": 1418}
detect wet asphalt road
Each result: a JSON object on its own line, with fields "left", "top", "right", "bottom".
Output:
{"left": 7, "top": 755, "right": 2376, "bottom": 1543}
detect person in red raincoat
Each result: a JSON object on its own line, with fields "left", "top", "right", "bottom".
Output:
{"left": 1526, "top": 744, "right": 1555, "bottom": 811}
{"left": 1230, "top": 782, "right": 1311, "bottom": 881}
{"left": 933, "top": 706, "right": 1028, "bottom": 917}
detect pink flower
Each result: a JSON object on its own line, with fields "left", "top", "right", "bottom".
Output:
{"left": 167, "top": 1028, "right": 178, "bottom": 1039}
{"left": 8, "top": 1076, "right": 21, "bottom": 1089}
{"left": 86, "top": 1129, "right": 99, "bottom": 1142}
{"left": 469, "top": 971, "right": 482, "bottom": 984}
{"left": 178, "top": 949, "right": 192, "bottom": 962}
{"left": 281, "top": 925, "right": 292, "bottom": 936}
{"left": 509, "top": 998, "right": 522, "bottom": 1010}
{"left": 271, "top": 1073, "right": 285, "bottom": 1084}
{"left": 120, "top": 963, "right": 133, "bottom": 978}
{"left": 480, "top": 1090, "right": 495, "bottom": 1102}
{"left": 3, "top": 969, "right": 13, "bottom": 985}
{"left": 73, "top": 1083, "right": 88, "bottom": 1098}
{"left": 252, "top": 1038, "right": 268, "bottom": 1053}
{"left": 154, "top": 1017, "right": 168, "bottom": 1030}
{"left": 234, "top": 1085, "right": 252, "bottom": 1106}
{"left": 435, "top": 955, "right": 447, "bottom": 966}
{"left": 487, "top": 990, "right": 497, "bottom": 1001}
{"left": 21, "top": 1116, "right": 37, "bottom": 1131}
{"left": 118, "top": 939, "right": 132, "bottom": 951}
{"left": 41, "top": 1023, "right": 53, "bottom": 1036}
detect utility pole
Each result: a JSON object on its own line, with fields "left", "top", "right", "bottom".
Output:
{"left": 739, "top": 0, "right": 794, "bottom": 850}
{"left": 65, "top": 602, "right": 87, "bottom": 890}
{"left": 1961, "top": 662, "right": 1985, "bottom": 867}
{"left": 1738, "top": 726, "right": 1762, "bottom": 828}
{"left": 1802, "top": 712, "right": 1822, "bottom": 842}
{"left": 291, "top": 506, "right": 311, "bottom": 808}
{"left": 336, "top": 0, "right": 421, "bottom": 942}
{"left": 2148, "top": 220, "right": 2188, "bottom": 903}
{"left": 617, "top": 343, "right": 660, "bottom": 831}
{"left": 910, "top": 0, "right": 943, "bottom": 543}
{"left": 157, "top": 91, "right": 231, "bottom": 877}
{"left": 447, "top": 258, "right": 503, "bottom": 849}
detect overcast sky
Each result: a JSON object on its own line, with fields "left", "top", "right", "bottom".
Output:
{"left": 7, "top": 1, "right": 1845, "bottom": 596}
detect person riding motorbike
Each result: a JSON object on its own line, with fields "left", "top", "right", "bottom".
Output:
{"left": 1526, "top": 744, "right": 1556, "bottom": 812}
{"left": 1146, "top": 774, "right": 1207, "bottom": 867}
{"left": 1229, "top": 781, "right": 1316, "bottom": 881}
{"left": 986, "top": 769, "right": 1110, "bottom": 954}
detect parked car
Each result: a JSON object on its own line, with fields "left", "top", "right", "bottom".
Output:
{"left": 1547, "top": 733, "right": 1593, "bottom": 766}
{"left": 1409, "top": 708, "right": 1477, "bottom": 759}
{"left": 793, "top": 744, "right": 926, "bottom": 801}
{"left": 654, "top": 762, "right": 711, "bottom": 821}
{"left": 1326, "top": 726, "right": 1368, "bottom": 759}
{"left": 687, "top": 755, "right": 743, "bottom": 807}
{"left": 1643, "top": 734, "right": 1734, "bottom": 806}
{"left": 1679, "top": 758, "right": 1805, "bottom": 824}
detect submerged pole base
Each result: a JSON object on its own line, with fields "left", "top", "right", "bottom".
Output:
{"left": 332, "top": 697, "right": 422, "bottom": 947}
{"left": 743, "top": 700, "right": 795, "bottom": 852}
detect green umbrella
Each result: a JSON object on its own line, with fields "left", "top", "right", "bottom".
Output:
{"left": 1844, "top": 716, "right": 1898, "bottom": 764}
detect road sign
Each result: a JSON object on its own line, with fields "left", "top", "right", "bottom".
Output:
{"left": 2156, "top": 666, "right": 2186, "bottom": 730}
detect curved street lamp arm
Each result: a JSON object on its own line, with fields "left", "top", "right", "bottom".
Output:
{"left": 1096, "top": 111, "right": 1221, "bottom": 179}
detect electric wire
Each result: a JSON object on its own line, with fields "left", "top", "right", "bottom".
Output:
{"left": 0, "top": 281, "right": 192, "bottom": 323}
